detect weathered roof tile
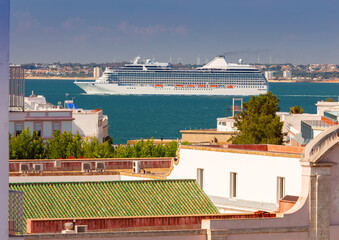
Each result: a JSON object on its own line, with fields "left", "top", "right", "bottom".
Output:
{"left": 9, "top": 179, "right": 219, "bottom": 225}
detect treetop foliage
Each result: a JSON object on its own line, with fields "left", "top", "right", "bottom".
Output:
{"left": 232, "top": 92, "right": 283, "bottom": 145}
{"left": 289, "top": 105, "right": 304, "bottom": 114}
{"left": 325, "top": 98, "right": 335, "bottom": 102}
{"left": 9, "top": 128, "right": 178, "bottom": 159}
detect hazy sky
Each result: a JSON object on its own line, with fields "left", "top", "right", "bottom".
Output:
{"left": 10, "top": 0, "right": 339, "bottom": 64}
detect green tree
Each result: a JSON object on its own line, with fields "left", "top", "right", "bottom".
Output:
{"left": 83, "top": 137, "right": 114, "bottom": 158}
{"left": 66, "top": 132, "right": 84, "bottom": 158}
{"left": 232, "top": 92, "right": 283, "bottom": 145}
{"left": 45, "top": 130, "right": 74, "bottom": 159}
{"left": 140, "top": 138, "right": 154, "bottom": 157}
{"left": 289, "top": 105, "right": 304, "bottom": 114}
{"left": 9, "top": 127, "right": 45, "bottom": 159}
{"left": 164, "top": 141, "right": 178, "bottom": 157}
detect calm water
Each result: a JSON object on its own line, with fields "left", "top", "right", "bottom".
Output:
{"left": 25, "top": 80, "right": 339, "bottom": 144}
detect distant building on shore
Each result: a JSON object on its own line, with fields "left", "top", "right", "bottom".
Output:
{"left": 264, "top": 71, "right": 274, "bottom": 80}
{"left": 93, "top": 67, "right": 102, "bottom": 78}
{"left": 283, "top": 70, "right": 292, "bottom": 79}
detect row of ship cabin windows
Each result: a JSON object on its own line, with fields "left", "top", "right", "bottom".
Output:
{"left": 196, "top": 169, "right": 285, "bottom": 202}
{"left": 125, "top": 85, "right": 265, "bottom": 89}
{"left": 119, "top": 73, "right": 263, "bottom": 78}
{"left": 118, "top": 78, "right": 265, "bottom": 83}
{"left": 127, "top": 86, "right": 264, "bottom": 89}
{"left": 119, "top": 80, "right": 265, "bottom": 85}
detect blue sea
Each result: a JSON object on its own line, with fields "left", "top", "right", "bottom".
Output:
{"left": 25, "top": 80, "right": 339, "bottom": 144}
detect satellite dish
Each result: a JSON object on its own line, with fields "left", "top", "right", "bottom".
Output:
{"left": 239, "top": 59, "right": 243, "bottom": 64}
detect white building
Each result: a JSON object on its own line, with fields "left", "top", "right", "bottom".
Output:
{"left": 278, "top": 100, "right": 339, "bottom": 146}
{"left": 72, "top": 107, "right": 109, "bottom": 142}
{"left": 264, "top": 71, "right": 274, "bottom": 79}
{"left": 9, "top": 94, "right": 109, "bottom": 142}
{"left": 216, "top": 117, "right": 237, "bottom": 132}
{"left": 93, "top": 67, "right": 102, "bottom": 78}
{"left": 283, "top": 70, "right": 292, "bottom": 79}
{"left": 167, "top": 145, "right": 303, "bottom": 213}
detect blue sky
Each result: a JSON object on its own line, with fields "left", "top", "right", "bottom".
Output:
{"left": 10, "top": 0, "right": 339, "bottom": 64}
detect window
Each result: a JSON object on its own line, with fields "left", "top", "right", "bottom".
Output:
{"left": 277, "top": 177, "right": 285, "bottom": 201}
{"left": 53, "top": 122, "right": 60, "bottom": 131}
{"left": 34, "top": 123, "right": 42, "bottom": 137}
{"left": 15, "top": 123, "right": 23, "bottom": 136}
{"left": 197, "top": 168, "right": 204, "bottom": 189}
{"left": 230, "top": 172, "right": 237, "bottom": 198}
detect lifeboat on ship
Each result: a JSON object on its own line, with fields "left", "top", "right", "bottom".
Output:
{"left": 198, "top": 85, "right": 206, "bottom": 88}
{"left": 210, "top": 85, "right": 218, "bottom": 88}
{"left": 155, "top": 84, "right": 163, "bottom": 87}
{"left": 227, "top": 85, "right": 233, "bottom": 89}
{"left": 176, "top": 85, "right": 184, "bottom": 88}
{"left": 187, "top": 84, "right": 195, "bottom": 88}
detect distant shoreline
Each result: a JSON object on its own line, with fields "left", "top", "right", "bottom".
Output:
{"left": 268, "top": 79, "right": 339, "bottom": 83}
{"left": 26, "top": 76, "right": 95, "bottom": 80}
{"left": 26, "top": 76, "right": 339, "bottom": 83}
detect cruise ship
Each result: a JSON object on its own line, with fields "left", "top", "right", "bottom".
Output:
{"left": 74, "top": 56, "right": 268, "bottom": 96}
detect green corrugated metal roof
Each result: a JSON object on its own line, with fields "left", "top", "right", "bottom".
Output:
{"left": 9, "top": 180, "right": 219, "bottom": 223}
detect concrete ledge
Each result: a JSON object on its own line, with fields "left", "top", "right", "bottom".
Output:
{"left": 22, "top": 229, "right": 207, "bottom": 239}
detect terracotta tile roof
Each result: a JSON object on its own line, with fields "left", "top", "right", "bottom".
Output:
{"left": 9, "top": 180, "right": 219, "bottom": 228}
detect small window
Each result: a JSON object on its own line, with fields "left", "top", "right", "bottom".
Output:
{"left": 277, "top": 177, "right": 285, "bottom": 201}
{"left": 197, "top": 168, "right": 204, "bottom": 189}
{"left": 53, "top": 123, "right": 60, "bottom": 131}
{"left": 230, "top": 172, "right": 237, "bottom": 198}
{"left": 35, "top": 123, "right": 42, "bottom": 137}
{"left": 15, "top": 123, "right": 23, "bottom": 136}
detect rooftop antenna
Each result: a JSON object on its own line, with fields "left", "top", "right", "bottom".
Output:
{"left": 232, "top": 98, "right": 243, "bottom": 117}
{"left": 269, "top": 56, "right": 272, "bottom": 64}
{"left": 257, "top": 56, "right": 260, "bottom": 64}
{"left": 197, "top": 56, "right": 201, "bottom": 65}
{"left": 205, "top": 57, "right": 209, "bottom": 64}
{"left": 169, "top": 56, "right": 172, "bottom": 63}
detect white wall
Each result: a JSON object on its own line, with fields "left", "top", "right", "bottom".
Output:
{"left": 168, "top": 148, "right": 302, "bottom": 205}
{"left": 0, "top": 0, "right": 9, "bottom": 237}
{"left": 9, "top": 122, "right": 14, "bottom": 134}
{"left": 61, "top": 121, "right": 72, "bottom": 133}
{"left": 72, "top": 112, "right": 99, "bottom": 138}
{"left": 43, "top": 121, "right": 52, "bottom": 138}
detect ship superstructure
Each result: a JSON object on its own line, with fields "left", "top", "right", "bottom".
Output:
{"left": 74, "top": 56, "right": 268, "bottom": 96}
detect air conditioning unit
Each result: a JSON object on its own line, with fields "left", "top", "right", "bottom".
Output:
{"left": 95, "top": 162, "right": 105, "bottom": 172}
{"left": 81, "top": 162, "right": 92, "bottom": 172}
{"left": 19, "top": 164, "right": 30, "bottom": 173}
{"left": 75, "top": 225, "right": 88, "bottom": 233}
{"left": 54, "top": 160, "right": 61, "bottom": 168}
{"left": 33, "top": 164, "right": 43, "bottom": 173}
{"left": 132, "top": 161, "right": 140, "bottom": 174}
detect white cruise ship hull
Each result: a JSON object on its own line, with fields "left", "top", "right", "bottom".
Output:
{"left": 75, "top": 82, "right": 268, "bottom": 96}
